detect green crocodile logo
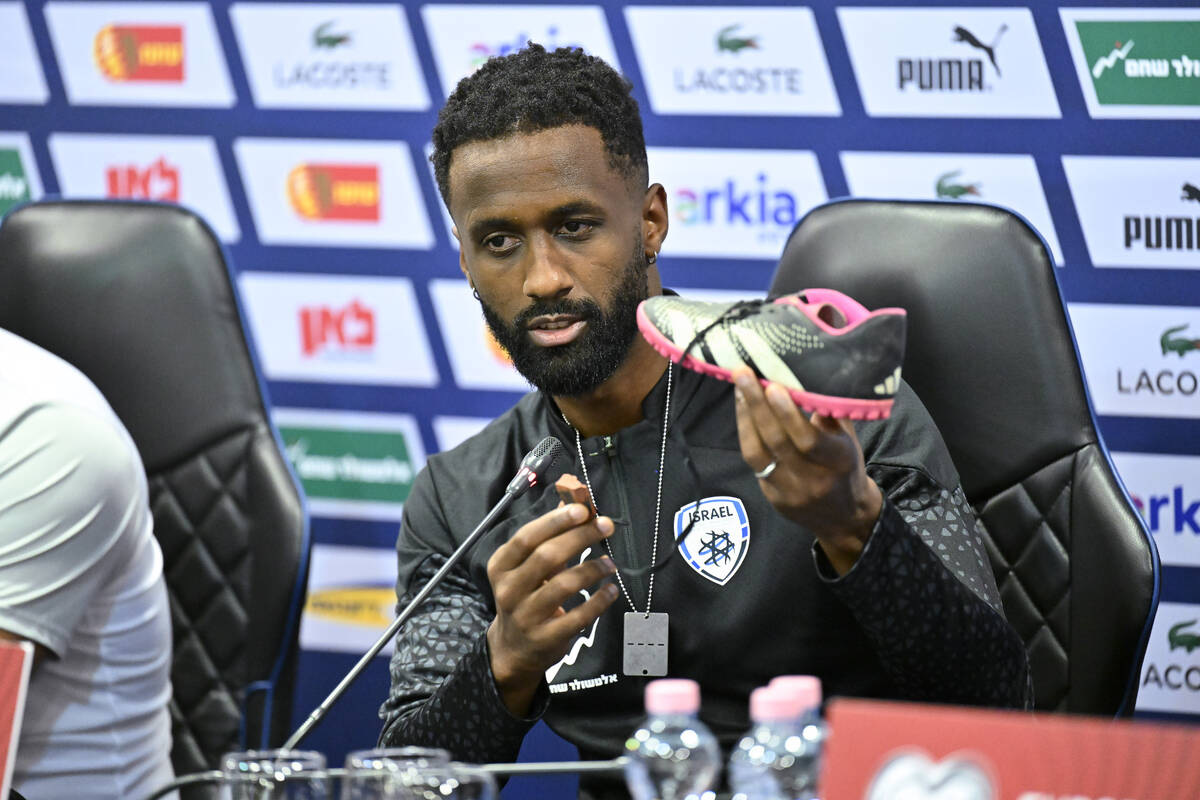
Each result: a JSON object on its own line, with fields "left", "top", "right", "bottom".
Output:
{"left": 314, "top": 21, "right": 351, "bottom": 50}
{"left": 717, "top": 24, "right": 759, "bottom": 54}
{"left": 935, "top": 170, "right": 981, "bottom": 200}
{"left": 1169, "top": 620, "right": 1200, "bottom": 653}
{"left": 1161, "top": 324, "right": 1200, "bottom": 357}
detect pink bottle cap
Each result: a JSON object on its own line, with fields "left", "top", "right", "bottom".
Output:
{"left": 749, "top": 686, "right": 799, "bottom": 722}
{"left": 768, "top": 675, "right": 822, "bottom": 710}
{"left": 645, "top": 679, "right": 701, "bottom": 715}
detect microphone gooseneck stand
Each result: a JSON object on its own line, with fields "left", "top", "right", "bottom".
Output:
{"left": 282, "top": 435, "right": 566, "bottom": 751}
{"left": 139, "top": 438, "right": 572, "bottom": 800}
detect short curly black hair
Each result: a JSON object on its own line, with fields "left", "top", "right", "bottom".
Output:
{"left": 431, "top": 44, "right": 648, "bottom": 207}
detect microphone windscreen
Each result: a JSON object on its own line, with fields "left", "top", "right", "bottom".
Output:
{"left": 523, "top": 436, "right": 565, "bottom": 479}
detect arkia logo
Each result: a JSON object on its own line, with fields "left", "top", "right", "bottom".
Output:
{"left": 716, "top": 24, "right": 758, "bottom": 54}
{"left": 468, "top": 26, "right": 581, "bottom": 71}
{"left": 105, "top": 157, "right": 179, "bottom": 202}
{"left": 299, "top": 299, "right": 376, "bottom": 357}
{"left": 898, "top": 24, "right": 1006, "bottom": 92}
{"left": 675, "top": 174, "right": 799, "bottom": 230}
{"left": 287, "top": 163, "right": 380, "bottom": 221}
{"left": 1123, "top": 183, "right": 1200, "bottom": 252}
{"left": 93, "top": 24, "right": 184, "bottom": 83}
{"left": 1129, "top": 485, "right": 1200, "bottom": 533}
{"left": 935, "top": 170, "right": 981, "bottom": 199}
{"left": 313, "top": 21, "right": 351, "bottom": 50}
{"left": 1170, "top": 620, "right": 1200, "bottom": 653}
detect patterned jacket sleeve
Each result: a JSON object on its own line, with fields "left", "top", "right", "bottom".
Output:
{"left": 377, "top": 455, "right": 551, "bottom": 762}
{"left": 818, "top": 463, "right": 1033, "bottom": 709}
{"left": 376, "top": 551, "right": 549, "bottom": 761}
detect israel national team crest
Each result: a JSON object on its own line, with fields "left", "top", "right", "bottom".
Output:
{"left": 674, "top": 496, "right": 750, "bottom": 585}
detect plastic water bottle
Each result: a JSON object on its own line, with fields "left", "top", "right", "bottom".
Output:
{"left": 767, "top": 675, "right": 827, "bottom": 800}
{"left": 624, "top": 678, "right": 721, "bottom": 800}
{"left": 727, "top": 686, "right": 791, "bottom": 800}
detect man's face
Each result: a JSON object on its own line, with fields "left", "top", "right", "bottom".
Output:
{"left": 448, "top": 125, "right": 662, "bottom": 396}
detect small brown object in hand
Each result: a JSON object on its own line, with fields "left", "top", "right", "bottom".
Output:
{"left": 555, "top": 473, "right": 594, "bottom": 518}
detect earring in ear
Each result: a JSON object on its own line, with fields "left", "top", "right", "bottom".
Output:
{"left": 646, "top": 252, "right": 657, "bottom": 265}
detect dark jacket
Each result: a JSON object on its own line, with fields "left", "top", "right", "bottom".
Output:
{"left": 379, "top": 366, "right": 1030, "bottom": 797}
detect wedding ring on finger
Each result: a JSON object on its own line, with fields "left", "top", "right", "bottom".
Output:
{"left": 754, "top": 461, "right": 777, "bottom": 480}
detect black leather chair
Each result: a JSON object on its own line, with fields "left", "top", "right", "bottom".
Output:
{"left": 0, "top": 200, "right": 311, "bottom": 794}
{"left": 770, "top": 198, "right": 1159, "bottom": 717}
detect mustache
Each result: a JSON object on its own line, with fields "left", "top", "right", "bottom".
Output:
{"left": 512, "top": 297, "right": 602, "bottom": 329}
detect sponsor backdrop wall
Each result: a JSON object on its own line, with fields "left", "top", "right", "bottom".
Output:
{"left": 2, "top": 0, "right": 1199, "bottom": 790}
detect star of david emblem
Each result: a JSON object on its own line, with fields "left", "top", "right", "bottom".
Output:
{"left": 674, "top": 496, "right": 750, "bottom": 586}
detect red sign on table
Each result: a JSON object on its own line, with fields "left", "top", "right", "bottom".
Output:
{"left": 821, "top": 698, "right": 1200, "bottom": 799}
{"left": 0, "top": 640, "right": 33, "bottom": 798}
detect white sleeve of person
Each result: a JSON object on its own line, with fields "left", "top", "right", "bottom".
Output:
{"left": 0, "top": 401, "right": 152, "bottom": 657}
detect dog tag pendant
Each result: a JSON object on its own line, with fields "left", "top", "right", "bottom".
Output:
{"left": 623, "top": 612, "right": 669, "bottom": 676}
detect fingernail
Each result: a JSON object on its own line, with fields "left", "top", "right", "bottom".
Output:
{"left": 767, "top": 385, "right": 791, "bottom": 409}
{"left": 734, "top": 373, "right": 753, "bottom": 390}
{"left": 567, "top": 504, "right": 587, "bottom": 522}
{"left": 597, "top": 517, "right": 614, "bottom": 535}
{"left": 601, "top": 556, "right": 617, "bottom": 574}
{"left": 605, "top": 583, "right": 620, "bottom": 599}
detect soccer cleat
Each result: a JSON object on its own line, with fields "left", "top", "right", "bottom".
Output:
{"left": 636, "top": 289, "right": 906, "bottom": 420}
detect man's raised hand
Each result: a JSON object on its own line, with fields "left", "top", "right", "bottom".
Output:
{"left": 485, "top": 503, "right": 619, "bottom": 715}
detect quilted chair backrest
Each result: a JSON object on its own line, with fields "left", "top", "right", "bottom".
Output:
{"left": 768, "top": 198, "right": 1159, "bottom": 716}
{"left": 0, "top": 200, "right": 309, "bottom": 795}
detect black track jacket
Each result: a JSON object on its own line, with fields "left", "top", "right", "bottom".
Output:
{"left": 379, "top": 366, "right": 1030, "bottom": 797}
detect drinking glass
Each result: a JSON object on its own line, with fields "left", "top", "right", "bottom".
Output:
{"left": 221, "top": 749, "right": 329, "bottom": 800}
{"left": 339, "top": 752, "right": 495, "bottom": 800}
{"left": 339, "top": 748, "right": 451, "bottom": 800}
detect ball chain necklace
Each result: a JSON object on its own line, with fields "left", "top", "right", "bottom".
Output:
{"left": 563, "top": 363, "right": 672, "bottom": 677}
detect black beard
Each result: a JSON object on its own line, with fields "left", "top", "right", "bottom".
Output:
{"left": 478, "top": 250, "right": 649, "bottom": 397}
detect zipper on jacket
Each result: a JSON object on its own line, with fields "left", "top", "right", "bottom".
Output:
{"left": 602, "top": 433, "right": 646, "bottom": 605}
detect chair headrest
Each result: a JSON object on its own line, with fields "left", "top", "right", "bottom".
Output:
{"left": 770, "top": 199, "right": 1096, "bottom": 501}
{"left": 0, "top": 200, "right": 267, "bottom": 471}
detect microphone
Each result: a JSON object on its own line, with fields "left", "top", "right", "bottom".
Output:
{"left": 281, "top": 436, "right": 566, "bottom": 750}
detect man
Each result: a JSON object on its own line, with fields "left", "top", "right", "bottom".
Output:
{"left": 0, "top": 327, "right": 175, "bottom": 799}
{"left": 379, "top": 45, "right": 1029, "bottom": 796}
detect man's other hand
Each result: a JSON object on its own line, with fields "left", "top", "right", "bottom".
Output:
{"left": 485, "top": 503, "right": 620, "bottom": 716}
{"left": 732, "top": 367, "right": 883, "bottom": 575}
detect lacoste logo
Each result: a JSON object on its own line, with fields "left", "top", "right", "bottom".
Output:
{"left": 1092, "top": 40, "right": 1135, "bottom": 79}
{"left": 953, "top": 24, "right": 1006, "bottom": 76}
{"left": 313, "top": 21, "right": 351, "bottom": 50}
{"left": 717, "top": 24, "right": 758, "bottom": 54}
{"left": 1184, "top": 182, "right": 1200, "bottom": 203}
{"left": 935, "top": 170, "right": 981, "bottom": 200}
{"left": 1169, "top": 619, "right": 1200, "bottom": 653}
{"left": 1160, "top": 325, "right": 1200, "bottom": 357}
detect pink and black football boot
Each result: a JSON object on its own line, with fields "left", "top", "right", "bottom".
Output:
{"left": 636, "top": 289, "right": 906, "bottom": 420}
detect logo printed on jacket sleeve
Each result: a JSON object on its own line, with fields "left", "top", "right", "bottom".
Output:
{"left": 674, "top": 496, "right": 750, "bottom": 585}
